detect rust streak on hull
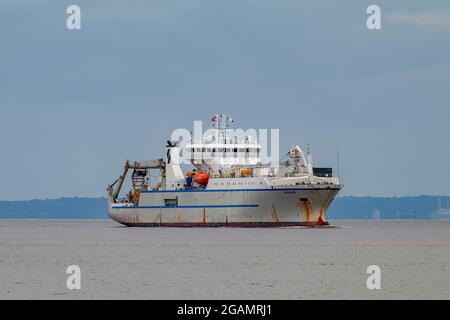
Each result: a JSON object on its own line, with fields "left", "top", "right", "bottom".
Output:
{"left": 271, "top": 204, "right": 280, "bottom": 223}
{"left": 299, "top": 198, "right": 312, "bottom": 222}
{"left": 316, "top": 208, "right": 327, "bottom": 226}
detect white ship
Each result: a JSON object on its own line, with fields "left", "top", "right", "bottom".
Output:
{"left": 107, "top": 114, "right": 342, "bottom": 227}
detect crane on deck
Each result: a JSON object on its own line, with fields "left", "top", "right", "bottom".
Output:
{"left": 107, "top": 159, "right": 165, "bottom": 203}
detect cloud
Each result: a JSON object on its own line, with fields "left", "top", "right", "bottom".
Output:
{"left": 386, "top": 11, "right": 450, "bottom": 28}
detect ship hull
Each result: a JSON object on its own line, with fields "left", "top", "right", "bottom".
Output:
{"left": 108, "top": 187, "right": 341, "bottom": 227}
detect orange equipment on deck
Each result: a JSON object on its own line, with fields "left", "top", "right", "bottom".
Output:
{"left": 240, "top": 168, "right": 252, "bottom": 177}
{"left": 194, "top": 172, "right": 209, "bottom": 185}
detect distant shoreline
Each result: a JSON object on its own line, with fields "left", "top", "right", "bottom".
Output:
{"left": 1, "top": 196, "right": 449, "bottom": 220}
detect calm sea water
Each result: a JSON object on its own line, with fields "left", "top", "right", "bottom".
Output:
{"left": 0, "top": 220, "right": 449, "bottom": 299}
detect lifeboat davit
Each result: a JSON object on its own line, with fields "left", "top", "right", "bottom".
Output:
{"left": 194, "top": 172, "right": 209, "bottom": 185}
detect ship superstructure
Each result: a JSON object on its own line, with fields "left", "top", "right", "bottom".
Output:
{"left": 107, "top": 114, "right": 342, "bottom": 227}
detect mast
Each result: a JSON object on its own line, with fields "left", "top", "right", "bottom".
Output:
{"left": 212, "top": 114, "right": 234, "bottom": 144}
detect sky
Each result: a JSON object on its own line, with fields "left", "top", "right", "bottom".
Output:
{"left": 1, "top": 0, "right": 449, "bottom": 200}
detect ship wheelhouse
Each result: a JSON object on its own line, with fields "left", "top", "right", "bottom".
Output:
{"left": 185, "top": 142, "right": 262, "bottom": 173}
{"left": 184, "top": 114, "right": 262, "bottom": 173}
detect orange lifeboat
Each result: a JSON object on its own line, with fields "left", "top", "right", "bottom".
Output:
{"left": 240, "top": 168, "right": 252, "bottom": 177}
{"left": 194, "top": 172, "right": 209, "bottom": 185}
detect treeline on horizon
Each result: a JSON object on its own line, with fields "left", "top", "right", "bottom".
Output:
{"left": 0, "top": 196, "right": 448, "bottom": 220}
